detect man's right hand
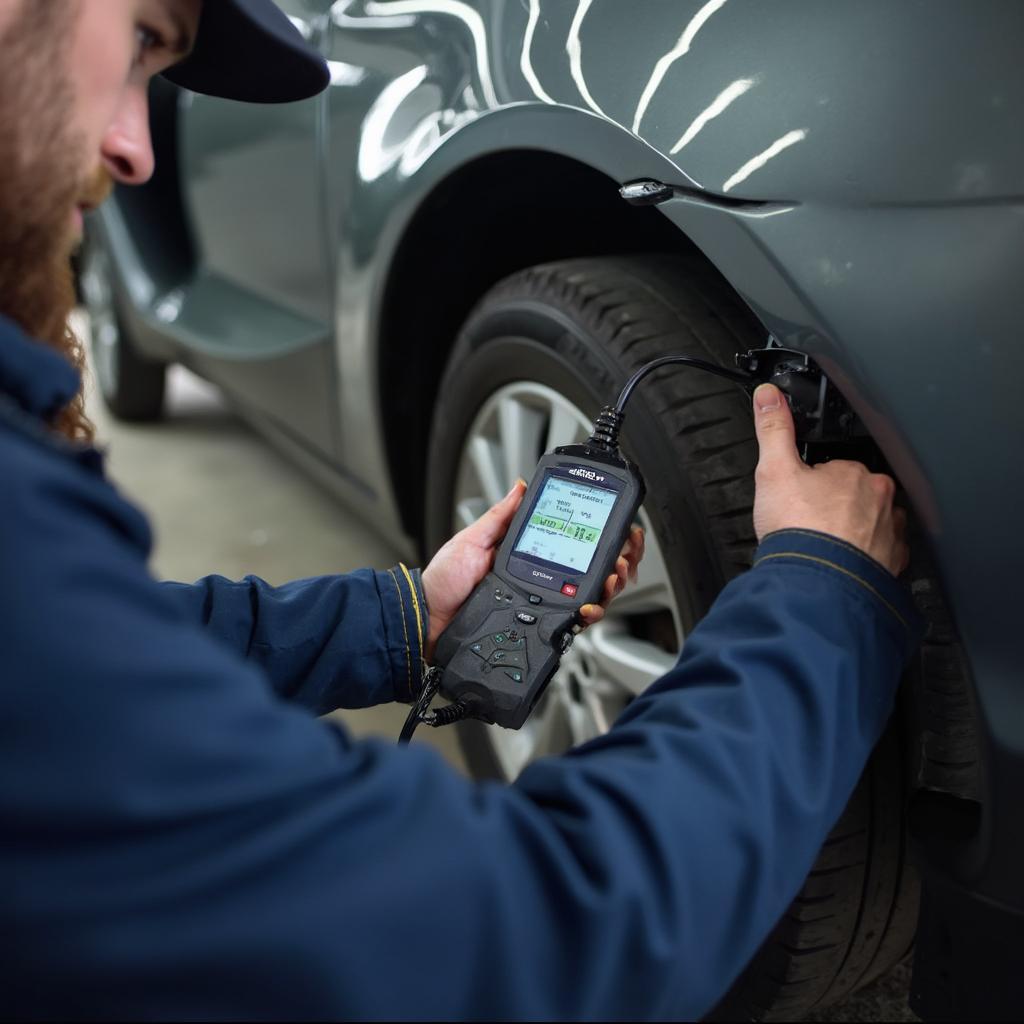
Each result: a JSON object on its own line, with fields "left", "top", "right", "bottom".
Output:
{"left": 751, "top": 383, "right": 909, "bottom": 576}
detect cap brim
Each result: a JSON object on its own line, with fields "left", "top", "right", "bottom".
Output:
{"left": 164, "top": 0, "right": 329, "bottom": 104}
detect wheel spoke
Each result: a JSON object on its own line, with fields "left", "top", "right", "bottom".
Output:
{"left": 498, "top": 397, "right": 546, "bottom": 484}
{"left": 490, "top": 723, "right": 535, "bottom": 780}
{"left": 520, "top": 687, "right": 571, "bottom": 761}
{"left": 609, "top": 524, "right": 675, "bottom": 615}
{"left": 545, "top": 403, "right": 586, "bottom": 453}
{"left": 579, "top": 686, "right": 611, "bottom": 736}
{"left": 455, "top": 496, "right": 489, "bottom": 529}
{"left": 467, "top": 435, "right": 506, "bottom": 506}
{"left": 564, "top": 696, "right": 604, "bottom": 746}
{"left": 579, "top": 620, "right": 677, "bottom": 696}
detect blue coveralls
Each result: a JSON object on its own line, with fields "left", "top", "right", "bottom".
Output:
{"left": 0, "top": 315, "right": 921, "bottom": 1020}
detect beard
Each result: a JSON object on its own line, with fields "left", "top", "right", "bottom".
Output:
{"left": 0, "top": 0, "right": 106, "bottom": 442}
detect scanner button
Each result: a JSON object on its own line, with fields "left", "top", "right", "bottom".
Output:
{"left": 490, "top": 650, "right": 527, "bottom": 668}
{"left": 516, "top": 611, "right": 538, "bottom": 625}
{"left": 561, "top": 583, "right": 578, "bottom": 597}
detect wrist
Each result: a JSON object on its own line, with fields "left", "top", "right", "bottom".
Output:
{"left": 753, "top": 529, "right": 922, "bottom": 650}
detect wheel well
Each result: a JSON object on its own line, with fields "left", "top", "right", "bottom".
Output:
{"left": 377, "top": 149, "right": 726, "bottom": 547}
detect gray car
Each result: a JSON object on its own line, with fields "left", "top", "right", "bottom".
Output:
{"left": 80, "top": 1, "right": 1024, "bottom": 1018}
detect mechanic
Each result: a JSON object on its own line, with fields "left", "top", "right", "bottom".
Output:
{"left": 0, "top": 1, "right": 919, "bottom": 1020}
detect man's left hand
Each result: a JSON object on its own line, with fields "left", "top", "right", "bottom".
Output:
{"left": 421, "top": 480, "right": 645, "bottom": 662}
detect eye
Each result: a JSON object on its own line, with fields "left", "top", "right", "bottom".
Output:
{"left": 133, "top": 25, "right": 165, "bottom": 67}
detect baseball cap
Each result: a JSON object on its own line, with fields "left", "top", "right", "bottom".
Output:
{"left": 163, "top": 0, "right": 330, "bottom": 104}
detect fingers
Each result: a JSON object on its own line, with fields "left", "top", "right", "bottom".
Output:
{"left": 471, "top": 479, "right": 527, "bottom": 547}
{"left": 599, "top": 556, "right": 629, "bottom": 605}
{"left": 578, "top": 529, "right": 646, "bottom": 630}
{"left": 599, "top": 530, "right": 645, "bottom": 609}
{"left": 625, "top": 526, "right": 644, "bottom": 583}
{"left": 613, "top": 526, "right": 645, "bottom": 586}
{"left": 753, "top": 384, "right": 803, "bottom": 477}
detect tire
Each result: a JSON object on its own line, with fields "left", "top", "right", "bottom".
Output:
{"left": 424, "top": 254, "right": 918, "bottom": 1019}
{"left": 79, "top": 231, "right": 166, "bottom": 422}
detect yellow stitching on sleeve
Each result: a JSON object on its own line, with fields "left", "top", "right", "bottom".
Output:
{"left": 387, "top": 568, "right": 413, "bottom": 699}
{"left": 753, "top": 551, "right": 909, "bottom": 630}
{"left": 771, "top": 527, "right": 890, "bottom": 567}
{"left": 398, "top": 562, "right": 424, "bottom": 664}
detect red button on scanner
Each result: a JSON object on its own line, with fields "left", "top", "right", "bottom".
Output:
{"left": 561, "top": 582, "right": 578, "bottom": 597}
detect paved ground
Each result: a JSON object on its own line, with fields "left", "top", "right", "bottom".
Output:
{"left": 77, "top": 311, "right": 917, "bottom": 1020}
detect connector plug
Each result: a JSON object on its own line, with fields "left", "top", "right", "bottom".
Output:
{"left": 587, "top": 406, "right": 625, "bottom": 455}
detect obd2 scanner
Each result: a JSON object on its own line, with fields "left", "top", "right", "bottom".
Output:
{"left": 432, "top": 442, "right": 644, "bottom": 730}
{"left": 399, "top": 342, "right": 860, "bottom": 743}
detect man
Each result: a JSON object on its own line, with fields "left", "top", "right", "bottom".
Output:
{"left": 0, "top": 1, "right": 916, "bottom": 1019}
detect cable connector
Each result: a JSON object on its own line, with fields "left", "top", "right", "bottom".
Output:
{"left": 398, "top": 667, "right": 476, "bottom": 743}
{"left": 587, "top": 405, "right": 625, "bottom": 454}
{"left": 423, "top": 700, "right": 473, "bottom": 728}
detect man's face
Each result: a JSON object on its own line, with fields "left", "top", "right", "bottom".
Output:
{"left": 0, "top": 0, "right": 200, "bottom": 436}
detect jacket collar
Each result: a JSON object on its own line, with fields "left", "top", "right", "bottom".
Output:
{"left": 0, "top": 314, "right": 81, "bottom": 423}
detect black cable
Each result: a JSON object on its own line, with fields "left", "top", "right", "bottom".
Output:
{"left": 587, "top": 355, "right": 753, "bottom": 455}
{"left": 399, "top": 667, "right": 441, "bottom": 744}
{"left": 398, "top": 668, "right": 475, "bottom": 744}
{"left": 614, "top": 355, "right": 752, "bottom": 414}
{"left": 398, "top": 705, "right": 423, "bottom": 744}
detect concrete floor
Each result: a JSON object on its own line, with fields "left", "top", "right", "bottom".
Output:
{"left": 76, "top": 312, "right": 916, "bottom": 1021}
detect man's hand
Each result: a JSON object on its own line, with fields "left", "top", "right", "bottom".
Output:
{"left": 422, "top": 481, "right": 645, "bottom": 662}
{"left": 752, "top": 383, "right": 908, "bottom": 575}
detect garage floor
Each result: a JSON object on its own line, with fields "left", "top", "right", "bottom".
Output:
{"left": 77, "top": 313, "right": 916, "bottom": 1021}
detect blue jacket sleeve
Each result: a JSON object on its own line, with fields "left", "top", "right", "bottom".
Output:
{"left": 3, "top": 425, "right": 923, "bottom": 1020}
{"left": 158, "top": 568, "right": 428, "bottom": 712}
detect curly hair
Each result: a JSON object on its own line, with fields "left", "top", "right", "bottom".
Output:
{"left": 52, "top": 319, "right": 95, "bottom": 444}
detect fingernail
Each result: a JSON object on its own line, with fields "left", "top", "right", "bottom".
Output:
{"left": 754, "top": 383, "right": 781, "bottom": 411}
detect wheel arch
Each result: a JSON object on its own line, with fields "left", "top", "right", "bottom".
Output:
{"left": 374, "top": 141, "right": 759, "bottom": 548}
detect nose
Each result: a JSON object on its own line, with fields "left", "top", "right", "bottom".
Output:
{"left": 101, "top": 86, "right": 155, "bottom": 186}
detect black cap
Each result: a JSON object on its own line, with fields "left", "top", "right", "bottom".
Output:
{"left": 164, "top": 0, "right": 330, "bottom": 104}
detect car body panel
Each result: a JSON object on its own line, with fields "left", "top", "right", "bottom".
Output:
{"left": 95, "top": 0, "right": 1024, "bottom": 932}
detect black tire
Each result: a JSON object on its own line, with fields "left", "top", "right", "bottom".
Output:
{"left": 79, "top": 232, "right": 166, "bottom": 422}
{"left": 424, "top": 254, "right": 918, "bottom": 1019}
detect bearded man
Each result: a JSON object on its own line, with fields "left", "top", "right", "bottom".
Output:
{"left": 0, "top": 2, "right": 915, "bottom": 1020}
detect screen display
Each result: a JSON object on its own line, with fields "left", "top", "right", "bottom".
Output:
{"left": 513, "top": 474, "right": 618, "bottom": 574}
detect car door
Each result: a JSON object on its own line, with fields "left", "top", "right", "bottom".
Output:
{"left": 176, "top": 0, "right": 339, "bottom": 455}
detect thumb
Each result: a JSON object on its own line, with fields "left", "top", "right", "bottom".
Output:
{"left": 752, "top": 383, "right": 802, "bottom": 472}
{"left": 472, "top": 479, "right": 527, "bottom": 547}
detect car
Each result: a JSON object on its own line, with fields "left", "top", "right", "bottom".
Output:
{"left": 79, "top": 1, "right": 1023, "bottom": 1018}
